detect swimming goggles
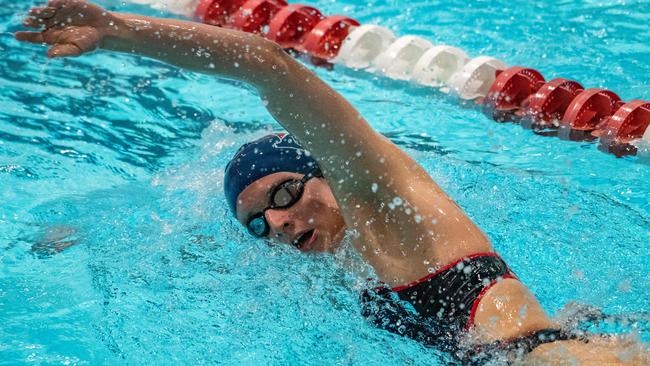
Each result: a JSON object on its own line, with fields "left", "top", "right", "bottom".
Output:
{"left": 246, "top": 167, "right": 322, "bottom": 238}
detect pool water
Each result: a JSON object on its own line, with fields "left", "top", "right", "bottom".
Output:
{"left": 1, "top": 0, "right": 648, "bottom": 364}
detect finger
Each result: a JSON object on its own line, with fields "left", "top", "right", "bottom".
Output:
{"left": 22, "top": 28, "right": 62, "bottom": 44}
{"left": 48, "top": 43, "right": 82, "bottom": 58}
{"left": 49, "top": 28, "right": 66, "bottom": 44}
{"left": 23, "top": 16, "right": 46, "bottom": 29}
{"left": 64, "top": 28, "right": 99, "bottom": 52}
{"left": 29, "top": 7, "right": 57, "bottom": 19}
{"left": 14, "top": 31, "right": 45, "bottom": 44}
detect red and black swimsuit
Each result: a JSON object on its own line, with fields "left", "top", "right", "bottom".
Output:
{"left": 361, "top": 253, "right": 585, "bottom": 361}
{"left": 391, "top": 252, "right": 516, "bottom": 332}
{"left": 362, "top": 253, "right": 515, "bottom": 341}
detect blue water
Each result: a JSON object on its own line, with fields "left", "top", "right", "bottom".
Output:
{"left": 1, "top": 0, "right": 649, "bottom": 364}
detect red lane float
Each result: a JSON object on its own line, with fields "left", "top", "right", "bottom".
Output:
{"left": 232, "top": 0, "right": 287, "bottom": 34}
{"left": 594, "top": 100, "right": 650, "bottom": 156}
{"left": 302, "top": 16, "right": 360, "bottom": 59}
{"left": 522, "top": 78, "right": 584, "bottom": 130}
{"left": 267, "top": 4, "right": 323, "bottom": 49}
{"left": 559, "top": 88, "right": 623, "bottom": 140}
{"left": 485, "top": 66, "right": 545, "bottom": 122}
{"left": 191, "top": 0, "right": 648, "bottom": 159}
{"left": 195, "top": 0, "right": 247, "bottom": 26}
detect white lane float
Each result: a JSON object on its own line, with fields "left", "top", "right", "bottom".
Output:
{"left": 371, "top": 36, "right": 433, "bottom": 80}
{"left": 125, "top": 0, "right": 650, "bottom": 158}
{"left": 447, "top": 56, "right": 507, "bottom": 99}
{"left": 333, "top": 24, "right": 396, "bottom": 69}
{"left": 411, "top": 45, "right": 469, "bottom": 88}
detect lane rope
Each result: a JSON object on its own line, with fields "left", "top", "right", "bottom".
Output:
{"left": 131, "top": 0, "right": 650, "bottom": 158}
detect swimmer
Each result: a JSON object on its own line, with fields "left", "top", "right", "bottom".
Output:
{"left": 16, "top": 1, "right": 649, "bottom": 364}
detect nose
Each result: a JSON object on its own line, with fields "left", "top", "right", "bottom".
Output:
{"left": 264, "top": 209, "right": 293, "bottom": 241}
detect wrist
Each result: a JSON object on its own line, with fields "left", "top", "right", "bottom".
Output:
{"left": 99, "top": 13, "right": 134, "bottom": 50}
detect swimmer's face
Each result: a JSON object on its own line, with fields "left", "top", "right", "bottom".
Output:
{"left": 236, "top": 172, "right": 346, "bottom": 253}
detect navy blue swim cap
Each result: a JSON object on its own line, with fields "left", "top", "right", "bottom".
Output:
{"left": 224, "top": 133, "right": 319, "bottom": 215}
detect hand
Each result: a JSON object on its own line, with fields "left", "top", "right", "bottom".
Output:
{"left": 15, "top": 0, "right": 119, "bottom": 58}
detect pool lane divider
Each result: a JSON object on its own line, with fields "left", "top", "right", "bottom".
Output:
{"left": 150, "top": 0, "right": 650, "bottom": 158}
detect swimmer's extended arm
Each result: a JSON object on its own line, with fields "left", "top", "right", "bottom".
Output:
{"left": 17, "top": 0, "right": 492, "bottom": 280}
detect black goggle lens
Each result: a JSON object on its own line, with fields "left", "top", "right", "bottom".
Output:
{"left": 272, "top": 182, "right": 299, "bottom": 207}
{"left": 245, "top": 168, "right": 322, "bottom": 239}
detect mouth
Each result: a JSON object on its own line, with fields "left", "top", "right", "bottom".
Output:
{"left": 292, "top": 229, "right": 316, "bottom": 250}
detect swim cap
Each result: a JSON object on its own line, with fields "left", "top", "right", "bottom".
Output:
{"left": 224, "top": 133, "right": 319, "bottom": 215}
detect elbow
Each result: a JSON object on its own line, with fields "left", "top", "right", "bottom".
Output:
{"left": 243, "top": 37, "right": 292, "bottom": 86}
{"left": 204, "top": 30, "right": 293, "bottom": 90}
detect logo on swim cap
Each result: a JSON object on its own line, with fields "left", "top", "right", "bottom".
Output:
{"left": 224, "top": 133, "right": 319, "bottom": 215}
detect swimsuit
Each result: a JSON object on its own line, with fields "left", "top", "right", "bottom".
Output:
{"left": 362, "top": 253, "right": 515, "bottom": 339}
{"left": 361, "top": 252, "right": 587, "bottom": 361}
{"left": 392, "top": 253, "right": 515, "bottom": 332}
